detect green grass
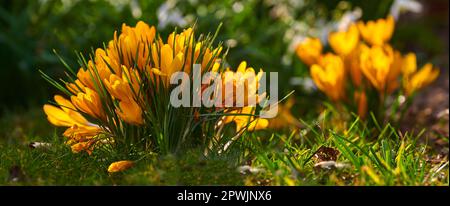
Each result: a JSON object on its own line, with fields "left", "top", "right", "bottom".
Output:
{"left": 0, "top": 143, "right": 245, "bottom": 185}
{"left": 0, "top": 107, "right": 448, "bottom": 186}
{"left": 249, "top": 118, "right": 448, "bottom": 186}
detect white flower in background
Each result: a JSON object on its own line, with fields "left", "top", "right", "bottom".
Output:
{"left": 157, "top": 0, "right": 188, "bottom": 29}
{"left": 285, "top": 22, "right": 308, "bottom": 53}
{"left": 226, "top": 39, "right": 238, "bottom": 48}
{"left": 129, "top": 0, "right": 142, "bottom": 18}
{"left": 314, "top": 161, "right": 350, "bottom": 170}
{"left": 237, "top": 165, "right": 265, "bottom": 174}
{"left": 289, "top": 77, "right": 316, "bottom": 92}
{"left": 270, "top": 3, "right": 291, "bottom": 21}
{"left": 320, "top": 8, "right": 362, "bottom": 41}
{"left": 266, "top": 0, "right": 305, "bottom": 22}
{"left": 390, "top": 0, "right": 423, "bottom": 20}
{"left": 315, "top": 19, "right": 333, "bottom": 43}
{"left": 232, "top": 1, "right": 244, "bottom": 13}
{"left": 105, "top": 0, "right": 131, "bottom": 11}
{"left": 336, "top": 8, "right": 362, "bottom": 31}
{"left": 284, "top": 30, "right": 306, "bottom": 66}
{"left": 285, "top": 18, "right": 330, "bottom": 57}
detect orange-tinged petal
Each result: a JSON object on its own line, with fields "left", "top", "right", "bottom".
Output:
{"left": 71, "top": 88, "right": 105, "bottom": 120}
{"left": 116, "top": 100, "right": 143, "bottom": 125}
{"left": 354, "top": 91, "right": 368, "bottom": 119}
{"left": 108, "top": 160, "right": 134, "bottom": 173}
{"left": 104, "top": 73, "right": 134, "bottom": 102}
{"left": 63, "top": 124, "right": 101, "bottom": 141}
{"left": 71, "top": 141, "right": 94, "bottom": 155}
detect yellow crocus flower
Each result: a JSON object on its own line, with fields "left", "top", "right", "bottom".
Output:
{"left": 246, "top": 118, "right": 269, "bottom": 132}
{"left": 199, "top": 46, "right": 222, "bottom": 72}
{"left": 109, "top": 21, "right": 156, "bottom": 69}
{"left": 77, "top": 65, "right": 96, "bottom": 90}
{"left": 146, "top": 28, "right": 222, "bottom": 90}
{"left": 43, "top": 95, "right": 102, "bottom": 142}
{"left": 104, "top": 72, "right": 134, "bottom": 102}
{"left": 329, "top": 24, "right": 360, "bottom": 56}
{"left": 359, "top": 44, "right": 394, "bottom": 93}
{"left": 404, "top": 63, "right": 440, "bottom": 96}
{"left": 150, "top": 28, "right": 222, "bottom": 79}
{"left": 108, "top": 160, "right": 134, "bottom": 173}
{"left": 310, "top": 53, "right": 346, "bottom": 101}
{"left": 63, "top": 124, "right": 102, "bottom": 142}
{"left": 151, "top": 44, "right": 185, "bottom": 87}
{"left": 116, "top": 100, "right": 144, "bottom": 125}
{"left": 161, "top": 44, "right": 185, "bottom": 79}
{"left": 357, "top": 15, "right": 395, "bottom": 46}
{"left": 103, "top": 69, "right": 144, "bottom": 125}
{"left": 295, "top": 37, "right": 323, "bottom": 66}
{"left": 71, "top": 87, "right": 106, "bottom": 120}
{"left": 167, "top": 27, "right": 194, "bottom": 55}
{"left": 401, "top": 53, "right": 417, "bottom": 77}
{"left": 94, "top": 48, "right": 121, "bottom": 79}
{"left": 223, "top": 107, "right": 268, "bottom": 132}
{"left": 219, "top": 61, "right": 265, "bottom": 107}
{"left": 44, "top": 95, "right": 88, "bottom": 127}
{"left": 71, "top": 140, "right": 95, "bottom": 155}
{"left": 66, "top": 79, "right": 86, "bottom": 94}
{"left": 169, "top": 28, "right": 222, "bottom": 72}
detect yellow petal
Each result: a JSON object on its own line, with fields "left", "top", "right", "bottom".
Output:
{"left": 43, "top": 105, "right": 76, "bottom": 127}
{"left": 406, "top": 63, "right": 440, "bottom": 96}
{"left": 248, "top": 118, "right": 269, "bottom": 131}
{"left": 54, "top": 95, "right": 89, "bottom": 125}
{"left": 116, "top": 100, "right": 143, "bottom": 125}
{"left": 357, "top": 15, "right": 395, "bottom": 46}
{"left": 310, "top": 54, "right": 345, "bottom": 101}
{"left": 237, "top": 61, "right": 247, "bottom": 73}
{"left": 169, "top": 52, "right": 184, "bottom": 76}
{"left": 54, "top": 95, "right": 76, "bottom": 111}
{"left": 161, "top": 44, "right": 173, "bottom": 74}
{"left": 402, "top": 53, "right": 417, "bottom": 76}
{"left": 328, "top": 24, "right": 359, "bottom": 56}
{"left": 310, "top": 64, "right": 327, "bottom": 92}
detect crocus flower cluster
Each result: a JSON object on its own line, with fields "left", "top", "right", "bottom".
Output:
{"left": 296, "top": 15, "right": 439, "bottom": 119}
{"left": 42, "top": 21, "right": 269, "bottom": 168}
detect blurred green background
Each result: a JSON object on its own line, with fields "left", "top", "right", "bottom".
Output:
{"left": 0, "top": 0, "right": 448, "bottom": 113}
